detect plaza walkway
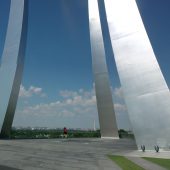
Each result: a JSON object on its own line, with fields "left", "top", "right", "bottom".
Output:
{"left": 0, "top": 138, "right": 169, "bottom": 170}
{"left": 0, "top": 138, "right": 133, "bottom": 170}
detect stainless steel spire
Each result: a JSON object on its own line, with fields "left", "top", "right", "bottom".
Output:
{"left": 104, "top": 0, "right": 170, "bottom": 149}
{"left": 88, "top": 0, "right": 119, "bottom": 139}
{"left": 0, "top": 0, "right": 28, "bottom": 137}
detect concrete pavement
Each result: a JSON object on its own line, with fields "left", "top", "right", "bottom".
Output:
{"left": 0, "top": 138, "right": 135, "bottom": 170}
{"left": 0, "top": 138, "right": 169, "bottom": 170}
{"left": 0, "top": 165, "right": 20, "bottom": 170}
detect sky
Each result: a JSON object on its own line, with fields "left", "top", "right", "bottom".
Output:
{"left": 0, "top": 0, "right": 170, "bottom": 130}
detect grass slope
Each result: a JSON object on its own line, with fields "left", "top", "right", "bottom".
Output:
{"left": 143, "top": 157, "right": 170, "bottom": 170}
{"left": 108, "top": 155, "right": 144, "bottom": 170}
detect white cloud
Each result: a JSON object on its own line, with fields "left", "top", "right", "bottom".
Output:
{"left": 19, "top": 85, "right": 46, "bottom": 98}
{"left": 113, "top": 86, "right": 124, "bottom": 99}
{"left": 17, "top": 88, "right": 97, "bottom": 118}
{"left": 14, "top": 86, "right": 131, "bottom": 129}
{"left": 114, "top": 103, "right": 127, "bottom": 112}
{"left": 112, "top": 86, "right": 127, "bottom": 113}
{"left": 17, "top": 87, "right": 126, "bottom": 118}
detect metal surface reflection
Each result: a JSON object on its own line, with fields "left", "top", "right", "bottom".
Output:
{"left": 88, "top": 0, "right": 119, "bottom": 138}
{"left": 104, "top": 0, "right": 170, "bottom": 149}
{"left": 0, "top": 0, "right": 28, "bottom": 137}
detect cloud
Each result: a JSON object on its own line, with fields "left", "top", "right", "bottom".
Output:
{"left": 17, "top": 87, "right": 126, "bottom": 118}
{"left": 14, "top": 86, "right": 131, "bottom": 129}
{"left": 17, "top": 88, "right": 97, "bottom": 118}
{"left": 114, "top": 103, "right": 127, "bottom": 112}
{"left": 113, "top": 86, "right": 124, "bottom": 99}
{"left": 19, "top": 85, "right": 46, "bottom": 98}
{"left": 112, "top": 86, "right": 127, "bottom": 113}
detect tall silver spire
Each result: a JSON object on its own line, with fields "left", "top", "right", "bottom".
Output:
{"left": 88, "top": 0, "right": 119, "bottom": 139}
{"left": 0, "top": 0, "right": 28, "bottom": 137}
{"left": 104, "top": 0, "right": 170, "bottom": 149}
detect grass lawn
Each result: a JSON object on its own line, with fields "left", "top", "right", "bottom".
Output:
{"left": 143, "top": 157, "right": 170, "bottom": 169}
{"left": 108, "top": 155, "right": 144, "bottom": 170}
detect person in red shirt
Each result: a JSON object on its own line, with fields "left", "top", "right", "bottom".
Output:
{"left": 63, "top": 127, "right": 68, "bottom": 138}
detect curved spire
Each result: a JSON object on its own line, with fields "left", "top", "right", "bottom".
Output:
{"left": 0, "top": 0, "right": 28, "bottom": 137}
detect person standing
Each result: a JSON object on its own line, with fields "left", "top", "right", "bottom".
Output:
{"left": 63, "top": 127, "right": 68, "bottom": 138}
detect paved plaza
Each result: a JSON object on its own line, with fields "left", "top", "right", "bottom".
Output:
{"left": 0, "top": 138, "right": 134, "bottom": 170}
{"left": 0, "top": 138, "right": 169, "bottom": 170}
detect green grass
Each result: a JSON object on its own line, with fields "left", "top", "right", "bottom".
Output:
{"left": 143, "top": 157, "right": 170, "bottom": 169}
{"left": 108, "top": 155, "right": 144, "bottom": 170}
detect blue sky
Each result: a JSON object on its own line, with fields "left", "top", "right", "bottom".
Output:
{"left": 0, "top": 0, "right": 170, "bottom": 130}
